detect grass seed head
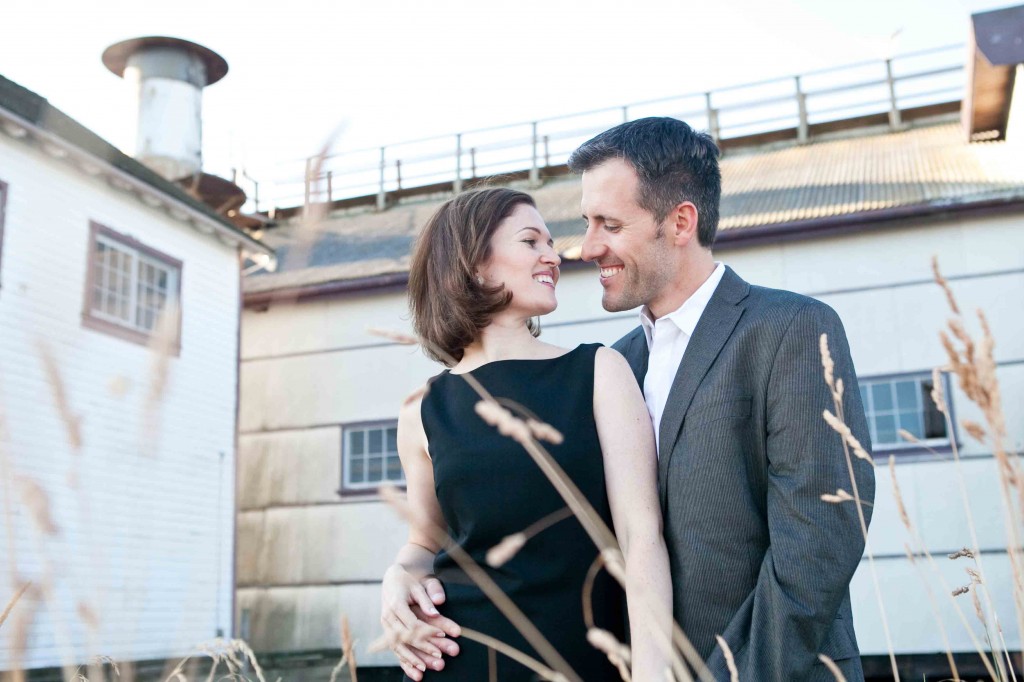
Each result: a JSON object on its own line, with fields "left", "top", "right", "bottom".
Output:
{"left": 486, "top": 533, "right": 526, "bottom": 568}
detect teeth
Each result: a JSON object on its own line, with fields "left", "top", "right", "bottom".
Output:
{"left": 534, "top": 274, "right": 554, "bottom": 285}
{"left": 600, "top": 267, "right": 623, "bottom": 278}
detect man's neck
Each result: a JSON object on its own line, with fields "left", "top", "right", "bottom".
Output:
{"left": 645, "top": 256, "right": 718, "bottom": 321}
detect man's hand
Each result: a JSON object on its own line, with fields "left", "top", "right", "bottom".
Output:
{"left": 381, "top": 565, "right": 461, "bottom": 680}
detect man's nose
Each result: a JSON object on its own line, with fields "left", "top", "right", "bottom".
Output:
{"left": 581, "top": 225, "right": 604, "bottom": 263}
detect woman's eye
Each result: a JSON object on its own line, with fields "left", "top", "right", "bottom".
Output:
{"left": 523, "top": 239, "right": 536, "bottom": 246}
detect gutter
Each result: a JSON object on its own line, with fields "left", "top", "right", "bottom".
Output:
{"left": 243, "top": 194, "right": 1024, "bottom": 307}
{"left": 713, "top": 193, "right": 1024, "bottom": 249}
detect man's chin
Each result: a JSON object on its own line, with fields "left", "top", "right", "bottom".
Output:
{"left": 601, "top": 293, "right": 634, "bottom": 313}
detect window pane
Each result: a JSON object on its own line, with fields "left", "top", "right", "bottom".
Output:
{"left": 368, "top": 429, "right": 383, "bottom": 454}
{"left": 871, "top": 383, "right": 894, "bottom": 411}
{"left": 348, "top": 453, "right": 366, "bottom": 484}
{"left": 859, "top": 384, "right": 869, "bottom": 410}
{"left": 386, "top": 454, "right": 404, "bottom": 482}
{"left": 349, "top": 431, "right": 364, "bottom": 456}
{"left": 895, "top": 381, "right": 918, "bottom": 410}
{"left": 367, "top": 455, "right": 383, "bottom": 483}
{"left": 387, "top": 427, "right": 398, "bottom": 453}
{"left": 89, "top": 233, "right": 179, "bottom": 336}
{"left": 875, "top": 414, "right": 897, "bottom": 444}
{"left": 897, "top": 411, "right": 923, "bottom": 439}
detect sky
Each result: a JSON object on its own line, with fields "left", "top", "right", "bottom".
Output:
{"left": 0, "top": 0, "right": 1012, "bottom": 208}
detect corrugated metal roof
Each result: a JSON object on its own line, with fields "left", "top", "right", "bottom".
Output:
{"left": 246, "top": 118, "right": 1024, "bottom": 294}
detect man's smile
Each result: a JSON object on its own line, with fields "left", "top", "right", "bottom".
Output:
{"left": 599, "top": 265, "right": 624, "bottom": 279}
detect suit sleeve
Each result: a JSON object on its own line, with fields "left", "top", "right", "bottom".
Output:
{"left": 711, "top": 301, "right": 876, "bottom": 680}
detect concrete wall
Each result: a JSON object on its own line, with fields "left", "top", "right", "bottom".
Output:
{"left": 0, "top": 133, "right": 239, "bottom": 668}
{"left": 238, "top": 209, "right": 1024, "bottom": 665}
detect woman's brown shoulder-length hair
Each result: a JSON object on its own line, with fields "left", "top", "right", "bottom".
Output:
{"left": 408, "top": 188, "right": 538, "bottom": 366}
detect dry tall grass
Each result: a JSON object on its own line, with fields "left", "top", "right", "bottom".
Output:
{"left": 815, "top": 258, "right": 1022, "bottom": 681}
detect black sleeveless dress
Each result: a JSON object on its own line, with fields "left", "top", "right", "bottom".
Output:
{"left": 414, "top": 343, "right": 625, "bottom": 681}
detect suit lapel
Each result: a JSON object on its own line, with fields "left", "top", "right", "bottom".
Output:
{"left": 657, "top": 268, "right": 750, "bottom": 502}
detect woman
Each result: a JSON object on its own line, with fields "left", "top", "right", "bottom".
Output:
{"left": 381, "top": 188, "right": 671, "bottom": 681}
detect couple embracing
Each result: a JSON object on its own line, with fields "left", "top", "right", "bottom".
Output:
{"left": 379, "top": 117, "right": 876, "bottom": 681}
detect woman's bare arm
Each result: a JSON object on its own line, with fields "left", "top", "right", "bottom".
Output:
{"left": 593, "top": 347, "right": 673, "bottom": 681}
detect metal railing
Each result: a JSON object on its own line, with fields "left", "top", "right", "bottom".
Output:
{"left": 267, "top": 43, "right": 965, "bottom": 213}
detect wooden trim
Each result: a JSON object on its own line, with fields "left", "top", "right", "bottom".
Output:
{"left": 231, "top": 245, "right": 242, "bottom": 639}
{"left": 0, "top": 179, "right": 7, "bottom": 291}
{"left": 338, "top": 420, "right": 406, "bottom": 497}
{"left": 81, "top": 220, "right": 184, "bottom": 354}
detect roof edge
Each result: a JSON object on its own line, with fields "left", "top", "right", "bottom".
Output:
{"left": 243, "top": 193, "right": 1024, "bottom": 307}
{"left": 714, "top": 192, "right": 1024, "bottom": 249}
{"left": 0, "top": 74, "right": 271, "bottom": 256}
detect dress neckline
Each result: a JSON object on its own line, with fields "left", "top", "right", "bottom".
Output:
{"left": 446, "top": 343, "right": 587, "bottom": 376}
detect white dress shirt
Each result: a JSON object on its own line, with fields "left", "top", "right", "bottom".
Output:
{"left": 640, "top": 262, "right": 726, "bottom": 455}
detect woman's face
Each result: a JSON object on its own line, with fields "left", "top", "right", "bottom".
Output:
{"left": 477, "top": 203, "right": 561, "bottom": 319}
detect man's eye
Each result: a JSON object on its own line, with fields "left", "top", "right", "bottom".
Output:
{"left": 605, "top": 225, "right": 622, "bottom": 233}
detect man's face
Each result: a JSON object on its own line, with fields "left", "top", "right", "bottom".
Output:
{"left": 580, "top": 158, "right": 675, "bottom": 313}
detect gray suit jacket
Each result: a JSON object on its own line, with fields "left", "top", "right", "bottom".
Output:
{"left": 614, "top": 267, "right": 875, "bottom": 682}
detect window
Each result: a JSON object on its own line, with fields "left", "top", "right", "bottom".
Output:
{"left": 859, "top": 373, "right": 948, "bottom": 449}
{"left": 341, "top": 422, "right": 405, "bottom": 493}
{"left": 0, "top": 180, "right": 7, "bottom": 287}
{"left": 82, "top": 222, "right": 182, "bottom": 348}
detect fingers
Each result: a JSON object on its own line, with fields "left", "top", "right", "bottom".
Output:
{"left": 390, "top": 599, "right": 426, "bottom": 633}
{"left": 395, "top": 642, "right": 445, "bottom": 675}
{"left": 397, "top": 652, "right": 424, "bottom": 681}
{"left": 423, "top": 576, "right": 446, "bottom": 605}
{"left": 410, "top": 582, "right": 440, "bottom": 617}
{"left": 429, "top": 634, "right": 460, "bottom": 657}
{"left": 411, "top": 605, "right": 462, "bottom": 638}
{"left": 402, "top": 621, "right": 444, "bottom": 659}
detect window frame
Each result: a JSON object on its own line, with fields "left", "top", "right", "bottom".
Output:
{"left": 857, "top": 369, "right": 957, "bottom": 454}
{"left": 339, "top": 419, "right": 406, "bottom": 496}
{"left": 81, "top": 221, "right": 183, "bottom": 352}
{"left": 0, "top": 180, "right": 7, "bottom": 290}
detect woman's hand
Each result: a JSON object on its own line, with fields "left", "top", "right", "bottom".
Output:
{"left": 380, "top": 562, "right": 461, "bottom": 678}
{"left": 381, "top": 393, "right": 462, "bottom": 679}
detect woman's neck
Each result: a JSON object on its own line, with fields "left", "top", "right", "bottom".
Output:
{"left": 458, "top": 314, "right": 546, "bottom": 368}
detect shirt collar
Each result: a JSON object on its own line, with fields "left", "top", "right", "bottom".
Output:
{"left": 640, "top": 262, "right": 726, "bottom": 346}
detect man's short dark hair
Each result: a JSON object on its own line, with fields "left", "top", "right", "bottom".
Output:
{"left": 567, "top": 117, "right": 721, "bottom": 247}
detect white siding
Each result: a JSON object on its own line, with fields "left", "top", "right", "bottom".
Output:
{"left": 238, "top": 210, "right": 1024, "bottom": 664}
{"left": 0, "top": 134, "right": 239, "bottom": 668}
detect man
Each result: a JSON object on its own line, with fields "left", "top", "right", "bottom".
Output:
{"left": 382, "top": 117, "right": 875, "bottom": 681}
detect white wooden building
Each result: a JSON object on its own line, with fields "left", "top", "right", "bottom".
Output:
{"left": 0, "top": 67, "right": 271, "bottom": 672}
{"left": 238, "top": 10, "right": 1024, "bottom": 680}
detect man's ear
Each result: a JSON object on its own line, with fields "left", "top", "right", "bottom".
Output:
{"left": 668, "top": 202, "right": 700, "bottom": 247}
